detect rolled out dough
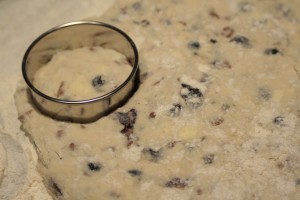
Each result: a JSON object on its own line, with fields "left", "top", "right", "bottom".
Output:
{"left": 15, "top": 0, "right": 300, "bottom": 199}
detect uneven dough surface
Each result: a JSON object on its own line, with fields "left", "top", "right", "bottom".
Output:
{"left": 15, "top": 0, "right": 300, "bottom": 199}
{"left": 33, "top": 46, "right": 132, "bottom": 100}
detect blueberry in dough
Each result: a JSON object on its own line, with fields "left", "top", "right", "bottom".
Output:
{"left": 92, "top": 75, "right": 106, "bottom": 89}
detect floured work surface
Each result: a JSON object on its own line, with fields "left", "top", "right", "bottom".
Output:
{"left": 15, "top": 0, "right": 300, "bottom": 199}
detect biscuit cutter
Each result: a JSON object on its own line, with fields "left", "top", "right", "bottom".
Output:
{"left": 22, "top": 21, "right": 139, "bottom": 123}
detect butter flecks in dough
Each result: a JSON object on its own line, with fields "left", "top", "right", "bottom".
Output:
{"left": 33, "top": 46, "right": 132, "bottom": 101}
{"left": 15, "top": 0, "right": 300, "bottom": 199}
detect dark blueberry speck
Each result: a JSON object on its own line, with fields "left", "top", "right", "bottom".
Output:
{"left": 181, "top": 84, "right": 202, "bottom": 98}
{"left": 203, "top": 154, "right": 215, "bottom": 164}
{"left": 143, "top": 148, "right": 162, "bottom": 162}
{"left": 264, "top": 48, "right": 280, "bottom": 55}
{"left": 230, "top": 35, "right": 251, "bottom": 48}
{"left": 273, "top": 116, "right": 285, "bottom": 126}
{"left": 149, "top": 149, "right": 160, "bottom": 158}
{"left": 188, "top": 41, "right": 200, "bottom": 50}
{"left": 165, "top": 177, "right": 188, "bottom": 189}
{"left": 258, "top": 87, "right": 272, "bottom": 101}
{"left": 88, "top": 162, "right": 102, "bottom": 171}
{"left": 169, "top": 103, "right": 182, "bottom": 116}
{"left": 92, "top": 75, "right": 105, "bottom": 88}
{"left": 128, "top": 169, "right": 142, "bottom": 176}
{"left": 180, "top": 84, "right": 204, "bottom": 108}
{"left": 117, "top": 109, "right": 137, "bottom": 129}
